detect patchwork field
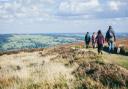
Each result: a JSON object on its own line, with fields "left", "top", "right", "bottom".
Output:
{"left": 0, "top": 34, "right": 84, "bottom": 51}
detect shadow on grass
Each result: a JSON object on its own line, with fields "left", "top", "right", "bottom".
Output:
{"left": 103, "top": 46, "right": 128, "bottom": 56}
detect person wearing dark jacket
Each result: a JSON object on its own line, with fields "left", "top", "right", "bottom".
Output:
{"left": 105, "top": 26, "right": 116, "bottom": 53}
{"left": 96, "top": 30, "right": 105, "bottom": 54}
{"left": 85, "top": 32, "right": 91, "bottom": 48}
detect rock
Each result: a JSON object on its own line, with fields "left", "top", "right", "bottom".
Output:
{"left": 16, "top": 66, "right": 21, "bottom": 70}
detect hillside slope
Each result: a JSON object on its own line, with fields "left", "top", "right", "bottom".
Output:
{"left": 0, "top": 45, "right": 128, "bottom": 89}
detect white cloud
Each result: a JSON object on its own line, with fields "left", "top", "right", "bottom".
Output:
{"left": 0, "top": 0, "right": 55, "bottom": 22}
{"left": 59, "top": 0, "right": 101, "bottom": 14}
{"left": 0, "top": 0, "right": 127, "bottom": 22}
{"left": 108, "top": 1, "right": 127, "bottom": 11}
{"left": 109, "top": 1, "right": 119, "bottom": 11}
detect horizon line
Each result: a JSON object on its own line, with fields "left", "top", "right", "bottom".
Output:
{"left": 0, "top": 32, "right": 128, "bottom": 35}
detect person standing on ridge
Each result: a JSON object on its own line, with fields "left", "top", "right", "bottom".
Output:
{"left": 85, "top": 32, "right": 91, "bottom": 48}
{"left": 105, "top": 26, "right": 116, "bottom": 53}
{"left": 96, "top": 30, "right": 105, "bottom": 55}
{"left": 92, "top": 32, "right": 97, "bottom": 48}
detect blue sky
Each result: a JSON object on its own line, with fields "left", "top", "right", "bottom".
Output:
{"left": 0, "top": 0, "right": 128, "bottom": 33}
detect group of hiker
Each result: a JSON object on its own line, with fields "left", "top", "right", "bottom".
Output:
{"left": 85, "top": 26, "right": 116, "bottom": 54}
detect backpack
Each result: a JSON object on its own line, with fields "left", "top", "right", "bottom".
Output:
{"left": 92, "top": 34, "right": 96, "bottom": 42}
{"left": 85, "top": 34, "right": 90, "bottom": 42}
{"left": 97, "top": 35, "right": 104, "bottom": 45}
{"left": 108, "top": 31, "right": 114, "bottom": 38}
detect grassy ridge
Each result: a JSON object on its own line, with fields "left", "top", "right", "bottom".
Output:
{"left": 0, "top": 45, "right": 128, "bottom": 89}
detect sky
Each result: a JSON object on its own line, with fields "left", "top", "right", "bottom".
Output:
{"left": 0, "top": 0, "right": 128, "bottom": 33}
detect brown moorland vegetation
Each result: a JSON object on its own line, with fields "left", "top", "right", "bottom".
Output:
{"left": 0, "top": 42, "right": 128, "bottom": 89}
